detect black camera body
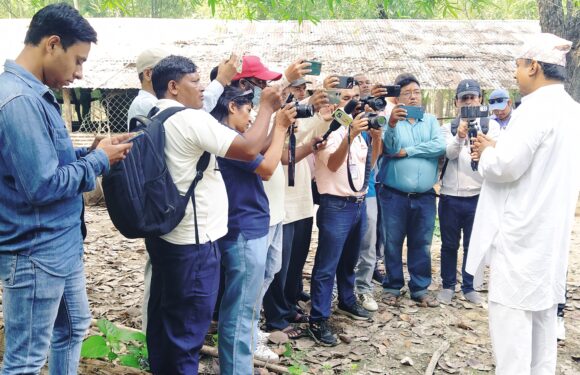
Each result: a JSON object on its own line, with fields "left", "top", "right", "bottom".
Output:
{"left": 360, "top": 96, "right": 387, "bottom": 111}
{"left": 362, "top": 113, "right": 387, "bottom": 130}
{"left": 460, "top": 105, "right": 489, "bottom": 120}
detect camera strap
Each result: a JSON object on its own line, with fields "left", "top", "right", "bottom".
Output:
{"left": 347, "top": 127, "right": 372, "bottom": 193}
{"left": 287, "top": 125, "right": 296, "bottom": 186}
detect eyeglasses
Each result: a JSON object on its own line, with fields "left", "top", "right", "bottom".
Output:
{"left": 244, "top": 78, "right": 268, "bottom": 89}
{"left": 400, "top": 90, "right": 421, "bottom": 98}
{"left": 355, "top": 80, "right": 372, "bottom": 85}
{"left": 489, "top": 98, "right": 509, "bottom": 104}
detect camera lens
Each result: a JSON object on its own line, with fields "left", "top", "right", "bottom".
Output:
{"left": 295, "top": 104, "right": 315, "bottom": 118}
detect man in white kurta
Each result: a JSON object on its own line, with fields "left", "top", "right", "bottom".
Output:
{"left": 466, "top": 33, "right": 580, "bottom": 374}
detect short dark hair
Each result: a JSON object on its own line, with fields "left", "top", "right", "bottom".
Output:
{"left": 152, "top": 55, "right": 197, "bottom": 99}
{"left": 394, "top": 73, "right": 420, "bottom": 89}
{"left": 24, "top": 3, "right": 97, "bottom": 50}
{"left": 210, "top": 86, "right": 253, "bottom": 124}
{"left": 210, "top": 66, "right": 219, "bottom": 81}
{"left": 138, "top": 72, "right": 144, "bottom": 83}
{"left": 523, "top": 59, "right": 567, "bottom": 82}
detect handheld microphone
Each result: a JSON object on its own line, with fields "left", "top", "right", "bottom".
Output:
{"left": 317, "top": 99, "right": 358, "bottom": 145}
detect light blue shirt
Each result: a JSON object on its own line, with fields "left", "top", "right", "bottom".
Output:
{"left": 0, "top": 60, "right": 109, "bottom": 275}
{"left": 378, "top": 113, "right": 445, "bottom": 193}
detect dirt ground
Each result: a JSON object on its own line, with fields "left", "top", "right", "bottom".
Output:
{"left": 73, "top": 201, "right": 580, "bottom": 374}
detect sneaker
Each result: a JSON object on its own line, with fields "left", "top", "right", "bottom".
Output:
{"left": 308, "top": 320, "right": 338, "bottom": 346}
{"left": 463, "top": 291, "right": 482, "bottom": 305}
{"left": 257, "top": 329, "right": 270, "bottom": 345}
{"left": 372, "top": 268, "right": 385, "bottom": 285}
{"left": 437, "top": 288, "right": 454, "bottom": 304}
{"left": 336, "top": 302, "right": 371, "bottom": 320}
{"left": 254, "top": 342, "right": 279, "bottom": 363}
{"left": 557, "top": 316, "right": 566, "bottom": 341}
{"left": 359, "top": 293, "right": 378, "bottom": 312}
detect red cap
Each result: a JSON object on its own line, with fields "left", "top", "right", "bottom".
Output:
{"left": 232, "top": 55, "right": 282, "bottom": 81}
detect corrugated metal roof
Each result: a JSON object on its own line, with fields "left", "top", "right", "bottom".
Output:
{"left": 0, "top": 18, "right": 540, "bottom": 90}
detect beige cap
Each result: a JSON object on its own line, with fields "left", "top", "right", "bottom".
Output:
{"left": 135, "top": 48, "right": 169, "bottom": 73}
{"left": 517, "top": 33, "right": 572, "bottom": 67}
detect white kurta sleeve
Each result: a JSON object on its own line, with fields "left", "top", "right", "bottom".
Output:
{"left": 479, "top": 116, "right": 550, "bottom": 183}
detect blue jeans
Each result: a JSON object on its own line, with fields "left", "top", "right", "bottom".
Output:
{"left": 145, "top": 238, "right": 220, "bottom": 375}
{"left": 218, "top": 233, "right": 268, "bottom": 375}
{"left": 310, "top": 195, "right": 367, "bottom": 322}
{"left": 378, "top": 186, "right": 436, "bottom": 299}
{"left": 438, "top": 194, "right": 478, "bottom": 294}
{"left": 0, "top": 253, "right": 91, "bottom": 375}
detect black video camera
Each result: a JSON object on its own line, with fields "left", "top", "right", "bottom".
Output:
{"left": 362, "top": 113, "right": 387, "bottom": 130}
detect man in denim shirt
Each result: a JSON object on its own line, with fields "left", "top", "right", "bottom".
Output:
{"left": 0, "top": 4, "right": 132, "bottom": 374}
{"left": 377, "top": 73, "right": 446, "bottom": 308}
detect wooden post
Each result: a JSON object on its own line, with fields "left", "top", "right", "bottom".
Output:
{"left": 62, "top": 88, "right": 73, "bottom": 132}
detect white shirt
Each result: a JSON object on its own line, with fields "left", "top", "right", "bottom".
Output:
{"left": 283, "top": 114, "right": 330, "bottom": 224}
{"left": 127, "top": 90, "right": 157, "bottom": 130}
{"left": 155, "top": 99, "right": 237, "bottom": 245}
{"left": 126, "top": 80, "right": 224, "bottom": 131}
{"left": 466, "top": 84, "right": 580, "bottom": 311}
{"left": 440, "top": 118, "right": 501, "bottom": 197}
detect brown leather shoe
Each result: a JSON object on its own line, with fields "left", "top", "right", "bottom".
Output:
{"left": 413, "top": 293, "right": 440, "bottom": 307}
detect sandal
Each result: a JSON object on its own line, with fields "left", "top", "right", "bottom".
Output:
{"left": 290, "top": 312, "right": 310, "bottom": 324}
{"left": 382, "top": 292, "right": 399, "bottom": 306}
{"left": 282, "top": 325, "right": 307, "bottom": 340}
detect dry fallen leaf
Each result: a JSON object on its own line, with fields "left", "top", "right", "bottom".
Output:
{"left": 400, "top": 356, "right": 414, "bottom": 366}
{"left": 267, "top": 331, "right": 289, "bottom": 345}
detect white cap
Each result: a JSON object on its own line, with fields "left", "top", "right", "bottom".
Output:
{"left": 517, "top": 33, "right": 572, "bottom": 67}
{"left": 135, "top": 48, "right": 169, "bottom": 73}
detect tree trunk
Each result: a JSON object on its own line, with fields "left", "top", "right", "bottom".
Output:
{"left": 537, "top": 0, "right": 580, "bottom": 102}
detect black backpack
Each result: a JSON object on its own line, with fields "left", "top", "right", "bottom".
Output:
{"left": 102, "top": 107, "right": 210, "bottom": 242}
{"left": 440, "top": 116, "right": 489, "bottom": 180}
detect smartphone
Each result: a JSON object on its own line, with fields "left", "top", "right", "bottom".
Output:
{"left": 332, "top": 109, "right": 353, "bottom": 128}
{"left": 380, "top": 85, "right": 401, "bottom": 97}
{"left": 325, "top": 89, "right": 341, "bottom": 105}
{"left": 335, "top": 75, "right": 355, "bottom": 89}
{"left": 305, "top": 60, "right": 322, "bottom": 76}
{"left": 401, "top": 106, "right": 424, "bottom": 120}
{"left": 123, "top": 130, "right": 145, "bottom": 143}
{"left": 230, "top": 52, "right": 243, "bottom": 73}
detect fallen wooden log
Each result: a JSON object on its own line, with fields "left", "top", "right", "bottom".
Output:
{"left": 425, "top": 340, "right": 450, "bottom": 375}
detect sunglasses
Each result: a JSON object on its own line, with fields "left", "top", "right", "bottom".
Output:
{"left": 489, "top": 98, "right": 509, "bottom": 105}
{"left": 233, "top": 90, "right": 254, "bottom": 102}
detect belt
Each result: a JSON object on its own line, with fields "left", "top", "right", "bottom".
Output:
{"left": 321, "top": 194, "right": 366, "bottom": 203}
{"left": 383, "top": 185, "right": 434, "bottom": 198}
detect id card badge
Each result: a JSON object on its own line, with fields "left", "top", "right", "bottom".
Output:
{"left": 349, "top": 158, "right": 359, "bottom": 180}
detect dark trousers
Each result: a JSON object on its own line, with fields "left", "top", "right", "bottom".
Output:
{"left": 145, "top": 237, "right": 220, "bottom": 375}
{"left": 310, "top": 195, "right": 367, "bottom": 322}
{"left": 438, "top": 194, "right": 479, "bottom": 294}
{"left": 379, "top": 186, "right": 436, "bottom": 299}
{"left": 263, "top": 217, "right": 313, "bottom": 330}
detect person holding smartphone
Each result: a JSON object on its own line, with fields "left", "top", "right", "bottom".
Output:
{"left": 377, "top": 73, "right": 446, "bottom": 308}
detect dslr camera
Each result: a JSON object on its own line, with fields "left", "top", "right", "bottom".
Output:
{"left": 362, "top": 113, "right": 387, "bottom": 130}
{"left": 360, "top": 96, "right": 387, "bottom": 111}
{"left": 284, "top": 94, "right": 314, "bottom": 118}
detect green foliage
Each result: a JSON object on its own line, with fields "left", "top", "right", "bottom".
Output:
{"left": 0, "top": 0, "right": 540, "bottom": 20}
{"left": 80, "top": 318, "right": 148, "bottom": 371}
{"left": 282, "top": 342, "right": 309, "bottom": 375}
